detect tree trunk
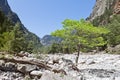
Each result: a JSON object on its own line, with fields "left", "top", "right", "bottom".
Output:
{"left": 75, "top": 44, "right": 80, "bottom": 65}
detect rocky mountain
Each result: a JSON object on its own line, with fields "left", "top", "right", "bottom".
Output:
{"left": 0, "top": 0, "right": 31, "bottom": 33}
{"left": 41, "top": 35, "right": 62, "bottom": 46}
{"left": 88, "top": 0, "right": 118, "bottom": 21}
{"left": 0, "top": 0, "right": 42, "bottom": 53}
{"left": 0, "top": 0, "right": 21, "bottom": 23}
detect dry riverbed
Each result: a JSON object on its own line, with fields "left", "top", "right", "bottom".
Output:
{"left": 0, "top": 51, "right": 120, "bottom": 80}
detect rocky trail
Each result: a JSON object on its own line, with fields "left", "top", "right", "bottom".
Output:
{"left": 0, "top": 52, "right": 120, "bottom": 80}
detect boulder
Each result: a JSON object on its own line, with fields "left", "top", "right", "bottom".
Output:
{"left": 17, "top": 51, "right": 29, "bottom": 57}
{"left": 48, "top": 60, "right": 53, "bottom": 64}
{"left": 61, "top": 57, "right": 73, "bottom": 65}
{"left": 112, "top": 45, "right": 120, "bottom": 54}
{"left": 0, "top": 60, "right": 5, "bottom": 66}
{"left": 107, "top": 45, "right": 120, "bottom": 54}
{"left": 5, "top": 62, "right": 17, "bottom": 71}
{"left": 52, "top": 69, "right": 67, "bottom": 75}
{"left": 17, "top": 65, "right": 26, "bottom": 73}
{"left": 17, "top": 64, "right": 37, "bottom": 74}
{"left": 0, "top": 62, "right": 17, "bottom": 72}
{"left": 53, "top": 59, "right": 59, "bottom": 64}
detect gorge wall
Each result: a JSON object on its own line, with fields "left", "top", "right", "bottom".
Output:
{"left": 0, "top": 0, "right": 42, "bottom": 53}
{"left": 88, "top": 0, "right": 119, "bottom": 21}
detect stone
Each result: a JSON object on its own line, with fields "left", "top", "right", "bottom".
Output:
{"left": 112, "top": 45, "right": 120, "bottom": 54}
{"left": 30, "top": 70, "right": 43, "bottom": 76}
{"left": 107, "top": 44, "right": 120, "bottom": 54}
{"left": 17, "top": 64, "right": 26, "bottom": 73}
{"left": 48, "top": 60, "right": 53, "bottom": 64}
{"left": 17, "top": 51, "right": 29, "bottom": 57}
{"left": 24, "top": 52, "right": 30, "bottom": 57}
{"left": 61, "top": 57, "right": 73, "bottom": 65}
{"left": 4, "top": 62, "right": 17, "bottom": 71}
{"left": 53, "top": 59, "right": 59, "bottom": 64}
{"left": 17, "top": 64, "right": 37, "bottom": 73}
{"left": 0, "top": 60, "right": 5, "bottom": 66}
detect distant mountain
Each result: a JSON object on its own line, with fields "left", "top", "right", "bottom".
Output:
{"left": 41, "top": 35, "right": 62, "bottom": 46}
{"left": 0, "top": 0, "right": 42, "bottom": 53}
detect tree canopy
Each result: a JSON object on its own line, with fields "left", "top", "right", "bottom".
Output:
{"left": 51, "top": 19, "right": 109, "bottom": 53}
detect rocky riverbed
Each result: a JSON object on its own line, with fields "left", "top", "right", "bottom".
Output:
{"left": 0, "top": 51, "right": 120, "bottom": 80}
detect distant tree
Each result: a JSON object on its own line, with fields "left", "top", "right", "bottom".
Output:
{"left": 9, "top": 23, "right": 27, "bottom": 52}
{"left": 27, "top": 41, "right": 34, "bottom": 53}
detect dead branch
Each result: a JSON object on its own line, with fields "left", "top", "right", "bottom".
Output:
{"left": 0, "top": 57, "right": 52, "bottom": 70}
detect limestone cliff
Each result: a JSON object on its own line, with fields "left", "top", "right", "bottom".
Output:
{"left": 88, "top": 0, "right": 118, "bottom": 21}
{"left": 87, "top": 0, "right": 120, "bottom": 26}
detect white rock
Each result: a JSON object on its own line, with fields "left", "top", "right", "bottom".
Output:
{"left": 48, "top": 60, "right": 53, "bottom": 64}
{"left": 115, "top": 77, "right": 120, "bottom": 80}
{"left": 17, "top": 64, "right": 37, "bottom": 73}
{"left": 30, "top": 70, "right": 43, "bottom": 76}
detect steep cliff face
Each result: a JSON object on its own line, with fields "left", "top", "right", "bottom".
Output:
{"left": 0, "top": 0, "right": 10, "bottom": 14}
{"left": 88, "top": 0, "right": 118, "bottom": 21}
{"left": 0, "top": 0, "right": 42, "bottom": 52}
{"left": 89, "top": 0, "right": 107, "bottom": 21}
{"left": 88, "top": 0, "right": 120, "bottom": 26}
{"left": 0, "top": 0, "right": 21, "bottom": 24}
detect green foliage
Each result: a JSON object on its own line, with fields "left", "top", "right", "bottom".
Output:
{"left": 0, "top": 10, "right": 14, "bottom": 52}
{"left": 39, "top": 46, "right": 51, "bottom": 54}
{"left": 51, "top": 19, "right": 109, "bottom": 53}
{"left": 91, "top": 0, "right": 120, "bottom": 49}
{"left": 0, "top": 31, "right": 14, "bottom": 52}
{"left": 106, "top": 15, "right": 120, "bottom": 46}
{"left": 40, "top": 43, "right": 63, "bottom": 54}
{"left": 0, "top": 10, "right": 42, "bottom": 53}
{"left": 49, "top": 43, "right": 62, "bottom": 54}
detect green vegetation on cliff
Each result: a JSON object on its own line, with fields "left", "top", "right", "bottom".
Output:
{"left": 0, "top": 11, "right": 42, "bottom": 53}
{"left": 106, "top": 15, "right": 120, "bottom": 46}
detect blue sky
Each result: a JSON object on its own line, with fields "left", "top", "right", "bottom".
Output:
{"left": 8, "top": 0, "right": 95, "bottom": 38}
